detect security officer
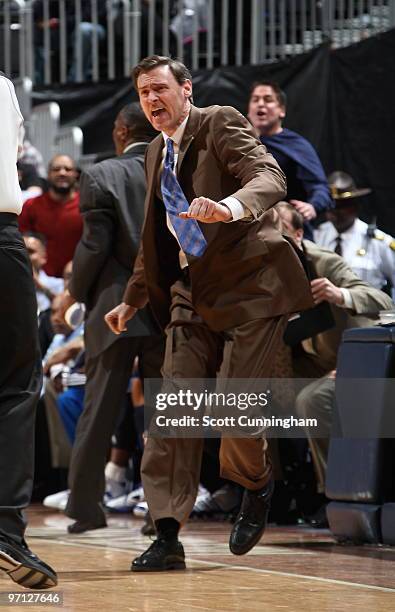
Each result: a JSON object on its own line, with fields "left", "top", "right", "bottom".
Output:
{"left": 314, "top": 171, "right": 395, "bottom": 299}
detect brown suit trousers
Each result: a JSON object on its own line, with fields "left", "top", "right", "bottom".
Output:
{"left": 141, "top": 277, "right": 288, "bottom": 524}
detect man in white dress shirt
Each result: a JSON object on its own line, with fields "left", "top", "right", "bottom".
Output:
{"left": 314, "top": 171, "right": 395, "bottom": 299}
{"left": 0, "top": 73, "right": 57, "bottom": 588}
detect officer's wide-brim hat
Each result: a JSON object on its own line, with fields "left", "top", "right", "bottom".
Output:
{"left": 328, "top": 171, "right": 372, "bottom": 205}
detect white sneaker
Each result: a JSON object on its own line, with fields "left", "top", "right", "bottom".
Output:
{"left": 196, "top": 484, "right": 210, "bottom": 501}
{"left": 127, "top": 486, "right": 145, "bottom": 505}
{"left": 43, "top": 489, "right": 70, "bottom": 511}
{"left": 104, "top": 477, "right": 128, "bottom": 501}
{"left": 105, "top": 486, "right": 145, "bottom": 513}
{"left": 191, "top": 483, "right": 242, "bottom": 517}
{"left": 105, "top": 494, "right": 133, "bottom": 513}
{"left": 133, "top": 500, "right": 148, "bottom": 518}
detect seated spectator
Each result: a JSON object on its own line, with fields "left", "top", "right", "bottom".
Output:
{"left": 43, "top": 359, "right": 145, "bottom": 514}
{"left": 17, "top": 162, "right": 45, "bottom": 202}
{"left": 37, "top": 259, "right": 74, "bottom": 358}
{"left": 34, "top": 260, "right": 84, "bottom": 500}
{"left": 276, "top": 201, "right": 394, "bottom": 526}
{"left": 113, "top": 1, "right": 177, "bottom": 69}
{"left": 19, "top": 154, "right": 82, "bottom": 277}
{"left": 18, "top": 139, "right": 46, "bottom": 177}
{"left": 105, "top": 359, "right": 148, "bottom": 514}
{"left": 170, "top": 0, "right": 207, "bottom": 67}
{"left": 62, "top": 260, "right": 73, "bottom": 289}
{"left": 68, "top": 0, "right": 108, "bottom": 81}
{"left": 314, "top": 171, "right": 395, "bottom": 299}
{"left": 32, "top": 0, "right": 61, "bottom": 83}
{"left": 42, "top": 294, "right": 85, "bottom": 470}
{"left": 43, "top": 294, "right": 85, "bottom": 380}
{"left": 57, "top": 350, "right": 86, "bottom": 444}
{"left": 23, "top": 232, "right": 64, "bottom": 314}
{"left": 32, "top": 0, "right": 108, "bottom": 82}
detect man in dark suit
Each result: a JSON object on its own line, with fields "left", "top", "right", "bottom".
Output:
{"left": 105, "top": 56, "right": 313, "bottom": 571}
{"left": 63, "top": 103, "right": 164, "bottom": 533}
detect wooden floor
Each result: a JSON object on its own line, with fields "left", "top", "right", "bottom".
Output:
{"left": 1, "top": 506, "right": 395, "bottom": 611}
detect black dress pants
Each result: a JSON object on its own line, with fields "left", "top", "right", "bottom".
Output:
{"left": 0, "top": 214, "right": 41, "bottom": 544}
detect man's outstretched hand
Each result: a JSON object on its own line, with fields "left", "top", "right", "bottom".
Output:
{"left": 104, "top": 302, "right": 137, "bottom": 335}
{"left": 179, "top": 197, "right": 231, "bottom": 223}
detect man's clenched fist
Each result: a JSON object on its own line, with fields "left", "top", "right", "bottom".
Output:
{"left": 104, "top": 302, "right": 137, "bottom": 335}
{"left": 179, "top": 197, "right": 231, "bottom": 223}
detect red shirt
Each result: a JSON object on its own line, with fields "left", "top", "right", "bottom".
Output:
{"left": 19, "top": 191, "right": 83, "bottom": 277}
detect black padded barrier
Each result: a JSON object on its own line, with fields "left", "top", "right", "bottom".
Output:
{"left": 326, "top": 326, "right": 395, "bottom": 544}
{"left": 327, "top": 502, "right": 382, "bottom": 544}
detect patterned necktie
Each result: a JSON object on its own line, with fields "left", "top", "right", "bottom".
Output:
{"left": 160, "top": 138, "right": 207, "bottom": 257}
{"left": 334, "top": 234, "right": 342, "bottom": 256}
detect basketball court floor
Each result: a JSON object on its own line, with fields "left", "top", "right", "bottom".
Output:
{"left": 1, "top": 506, "right": 394, "bottom": 611}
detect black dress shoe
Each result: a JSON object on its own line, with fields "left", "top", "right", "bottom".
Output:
{"left": 229, "top": 478, "right": 274, "bottom": 555}
{"left": 0, "top": 536, "right": 57, "bottom": 589}
{"left": 131, "top": 538, "right": 186, "bottom": 572}
{"left": 67, "top": 518, "right": 107, "bottom": 534}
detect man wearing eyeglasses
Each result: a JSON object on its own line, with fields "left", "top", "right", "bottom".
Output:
{"left": 19, "top": 154, "right": 83, "bottom": 277}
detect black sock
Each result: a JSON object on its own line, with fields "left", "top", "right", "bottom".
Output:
{"left": 155, "top": 518, "right": 180, "bottom": 541}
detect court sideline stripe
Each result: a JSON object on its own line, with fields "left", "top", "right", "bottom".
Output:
{"left": 34, "top": 537, "right": 395, "bottom": 594}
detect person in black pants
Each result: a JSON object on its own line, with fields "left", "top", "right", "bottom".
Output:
{"left": 0, "top": 72, "right": 57, "bottom": 588}
{"left": 61, "top": 103, "right": 164, "bottom": 533}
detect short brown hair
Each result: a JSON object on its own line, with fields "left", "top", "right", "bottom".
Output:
{"left": 249, "top": 80, "right": 287, "bottom": 108}
{"left": 132, "top": 55, "right": 192, "bottom": 92}
{"left": 276, "top": 201, "right": 304, "bottom": 230}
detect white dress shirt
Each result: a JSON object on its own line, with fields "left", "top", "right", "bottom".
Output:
{"left": 314, "top": 218, "right": 395, "bottom": 299}
{"left": 0, "top": 75, "right": 24, "bottom": 214}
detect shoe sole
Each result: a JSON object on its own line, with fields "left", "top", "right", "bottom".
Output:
{"left": 67, "top": 522, "right": 107, "bottom": 534}
{"left": 105, "top": 506, "right": 135, "bottom": 514}
{"left": 229, "top": 528, "right": 266, "bottom": 556}
{"left": 230, "top": 482, "right": 274, "bottom": 556}
{"left": 0, "top": 551, "right": 57, "bottom": 589}
{"left": 131, "top": 560, "right": 186, "bottom": 572}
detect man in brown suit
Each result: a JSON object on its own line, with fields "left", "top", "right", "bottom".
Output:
{"left": 105, "top": 55, "right": 313, "bottom": 571}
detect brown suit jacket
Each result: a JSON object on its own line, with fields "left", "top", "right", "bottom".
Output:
{"left": 294, "top": 240, "right": 394, "bottom": 376}
{"left": 124, "top": 104, "right": 314, "bottom": 331}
